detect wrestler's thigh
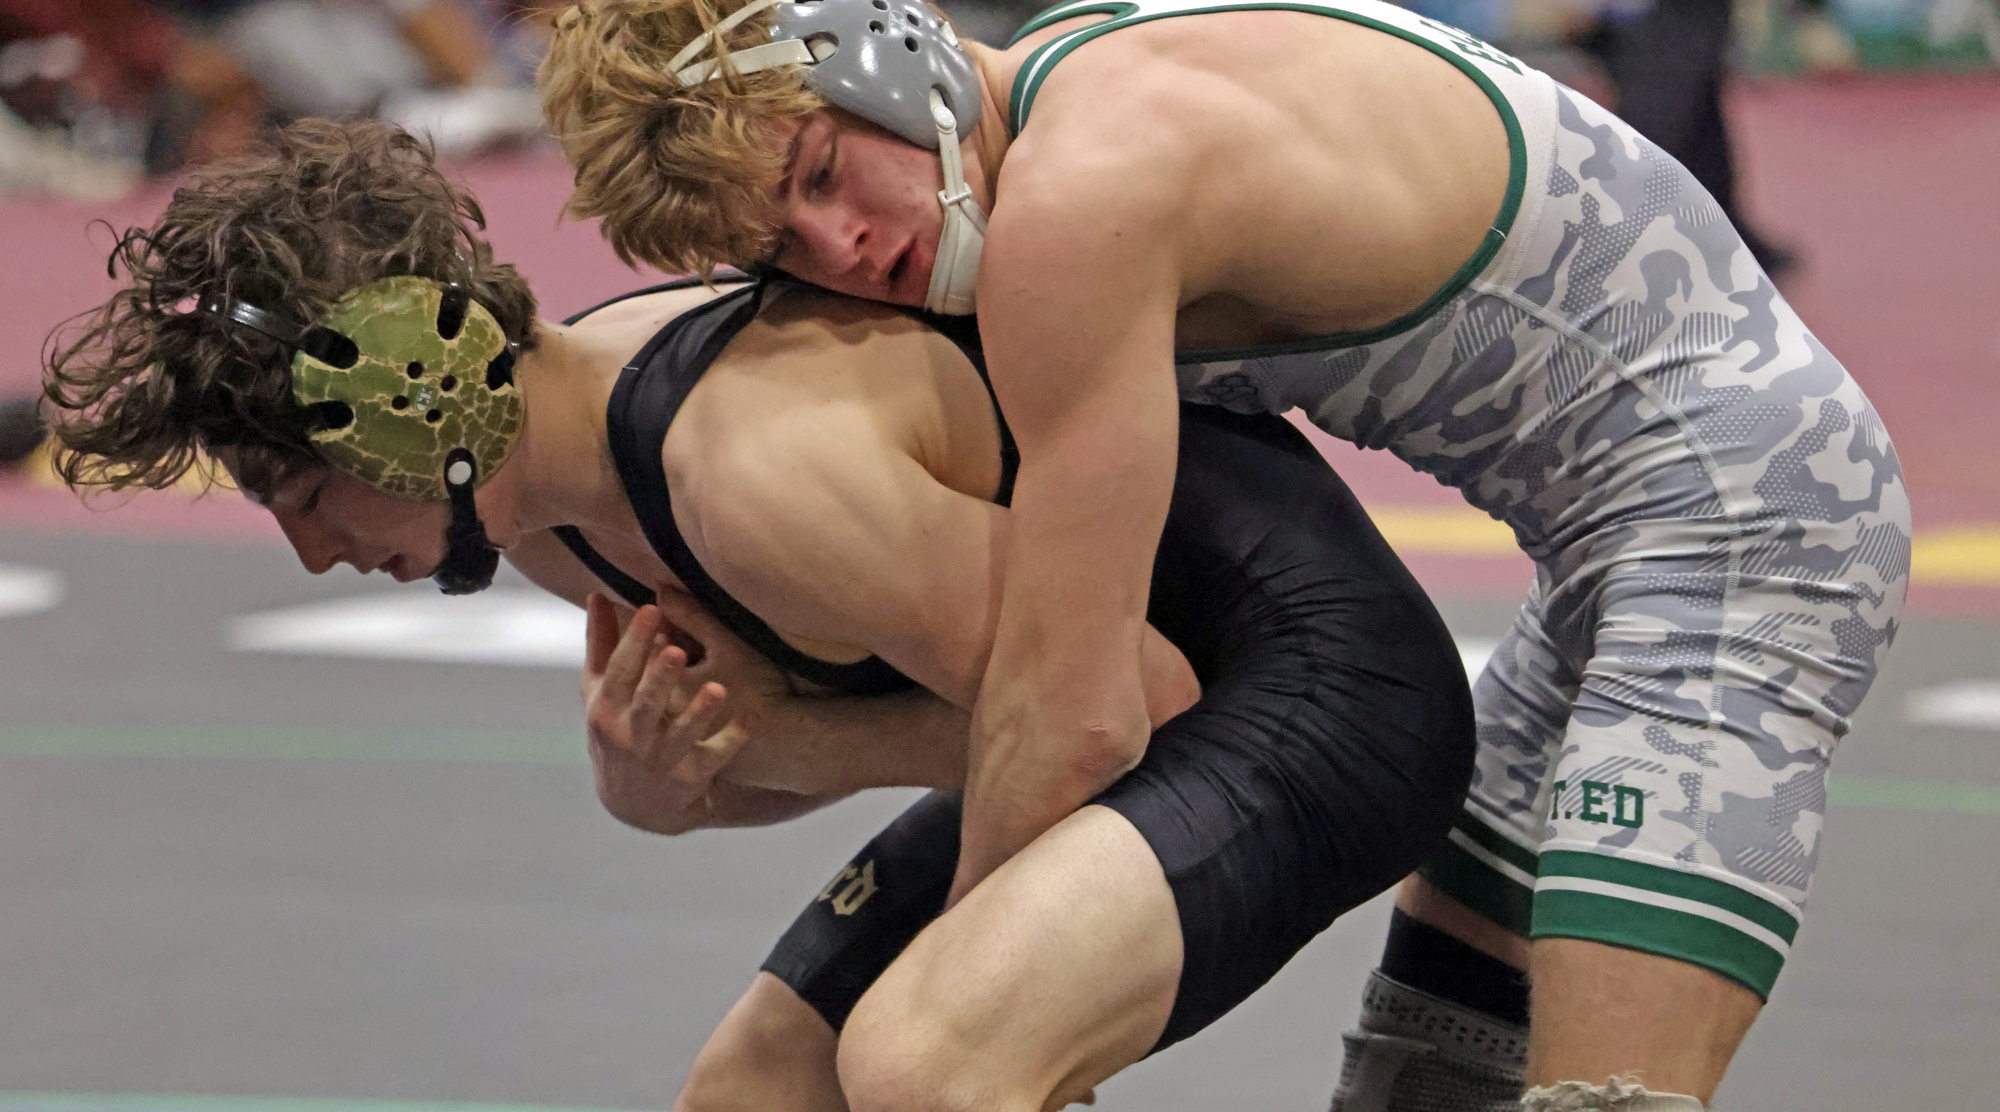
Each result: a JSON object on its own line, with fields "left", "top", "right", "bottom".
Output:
{"left": 677, "top": 972, "right": 846, "bottom": 1112}
{"left": 1415, "top": 585, "right": 1579, "bottom": 941}
{"left": 837, "top": 804, "right": 1181, "bottom": 1112}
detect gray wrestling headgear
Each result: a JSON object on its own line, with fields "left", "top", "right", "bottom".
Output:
{"left": 671, "top": 0, "right": 988, "bottom": 315}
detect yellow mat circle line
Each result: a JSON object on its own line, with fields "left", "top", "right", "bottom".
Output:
{"left": 1910, "top": 525, "right": 2000, "bottom": 586}
{"left": 19, "top": 441, "right": 2000, "bottom": 586}
{"left": 1366, "top": 506, "right": 1520, "bottom": 557}
{"left": 1369, "top": 508, "right": 2000, "bottom": 586}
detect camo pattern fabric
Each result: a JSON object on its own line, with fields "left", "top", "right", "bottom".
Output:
{"left": 1166, "top": 20, "right": 1909, "bottom": 994}
{"left": 292, "top": 276, "right": 522, "bottom": 501}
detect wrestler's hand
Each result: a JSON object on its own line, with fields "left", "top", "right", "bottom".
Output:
{"left": 649, "top": 586, "right": 974, "bottom": 797}
{"left": 646, "top": 585, "right": 793, "bottom": 766}
{"left": 581, "top": 591, "right": 749, "bottom": 835}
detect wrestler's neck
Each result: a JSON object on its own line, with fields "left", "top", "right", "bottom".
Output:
{"left": 471, "top": 319, "right": 627, "bottom": 549}
{"left": 959, "top": 11, "right": 1109, "bottom": 178}
{"left": 961, "top": 42, "right": 1017, "bottom": 199}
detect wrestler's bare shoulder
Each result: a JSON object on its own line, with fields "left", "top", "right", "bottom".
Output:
{"left": 661, "top": 289, "right": 996, "bottom": 671}
{"left": 668, "top": 286, "right": 1001, "bottom": 504}
{"left": 986, "top": 9, "right": 1513, "bottom": 342}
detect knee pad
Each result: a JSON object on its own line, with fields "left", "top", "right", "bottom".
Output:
{"left": 1520, "top": 1080, "right": 1703, "bottom": 1111}
{"left": 1330, "top": 971, "right": 1528, "bottom": 1112}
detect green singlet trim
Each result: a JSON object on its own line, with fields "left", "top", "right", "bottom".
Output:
{"left": 1420, "top": 836, "right": 1535, "bottom": 935}
{"left": 1539, "top": 850, "right": 1801, "bottom": 944}
{"left": 1532, "top": 887, "right": 1787, "bottom": 1001}
{"left": 1003, "top": 0, "right": 1529, "bottom": 360}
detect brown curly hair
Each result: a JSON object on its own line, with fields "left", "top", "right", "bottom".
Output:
{"left": 540, "top": 0, "right": 826, "bottom": 275}
{"left": 43, "top": 118, "right": 540, "bottom": 500}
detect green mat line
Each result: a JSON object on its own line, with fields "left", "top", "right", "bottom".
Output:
{"left": 3, "top": 727, "right": 1997, "bottom": 815}
{"left": 0, "top": 1095, "right": 638, "bottom": 1112}
{"left": 0, "top": 725, "right": 582, "bottom": 765}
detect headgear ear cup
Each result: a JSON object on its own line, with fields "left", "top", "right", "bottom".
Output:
{"left": 288, "top": 276, "right": 524, "bottom": 502}
{"left": 674, "top": 0, "right": 987, "bottom": 313}
{"left": 195, "top": 276, "right": 525, "bottom": 593}
{"left": 286, "top": 277, "right": 524, "bottom": 593}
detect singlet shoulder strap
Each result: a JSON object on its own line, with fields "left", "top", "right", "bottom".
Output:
{"left": 606, "top": 281, "right": 918, "bottom": 696}
{"left": 560, "top": 269, "right": 756, "bottom": 327}
{"left": 913, "top": 310, "right": 1018, "bottom": 507}
{"left": 1007, "top": 0, "right": 1142, "bottom": 129}
{"left": 549, "top": 278, "right": 1007, "bottom": 696}
{"left": 548, "top": 273, "right": 730, "bottom": 612}
{"left": 550, "top": 525, "right": 655, "bottom": 609}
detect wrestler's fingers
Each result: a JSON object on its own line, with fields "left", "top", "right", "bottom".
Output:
{"left": 583, "top": 593, "right": 622, "bottom": 681}
{"left": 655, "top": 682, "right": 728, "bottom": 778}
{"left": 584, "top": 592, "right": 636, "bottom": 688}
{"left": 599, "top": 603, "right": 664, "bottom": 705}
{"left": 652, "top": 584, "right": 740, "bottom": 663}
{"left": 672, "top": 684, "right": 742, "bottom": 784}
{"left": 628, "top": 641, "right": 694, "bottom": 746}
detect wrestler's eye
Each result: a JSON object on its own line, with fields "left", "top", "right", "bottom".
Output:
{"left": 809, "top": 139, "right": 837, "bottom": 193}
{"left": 300, "top": 480, "right": 326, "bottom": 517}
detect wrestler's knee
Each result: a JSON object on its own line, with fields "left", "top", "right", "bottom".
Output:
{"left": 836, "top": 985, "right": 987, "bottom": 1112}
{"left": 677, "top": 974, "right": 844, "bottom": 1112}
{"left": 837, "top": 970, "right": 1069, "bottom": 1112}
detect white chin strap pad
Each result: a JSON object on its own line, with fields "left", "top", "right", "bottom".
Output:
{"left": 925, "top": 90, "right": 985, "bottom": 315}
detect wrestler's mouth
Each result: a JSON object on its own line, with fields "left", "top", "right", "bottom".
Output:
{"left": 388, "top": 555, "right": 420, "bottom": 583}
{"left": 886, "top": 238, "right": 916, "bottom": 304}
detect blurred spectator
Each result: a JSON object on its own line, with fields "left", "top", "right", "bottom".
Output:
{"left": 0, "top": 0, "right": 173, "bottom": 196}
{"left": 1575, "top": 0, "right": 1800, "bottom": 278}
{"left": 155, "top": 0, "right": 544, "bottom": 157}
{"left": 0, "top": 0, "right": 544, "bottom": 200}
{"left": 0, "top": 395, "right": 45, "bottom": 469}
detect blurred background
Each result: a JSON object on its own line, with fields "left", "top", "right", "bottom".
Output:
{"left": 2, "top": 1, "right": 1996, "bottom": 1110}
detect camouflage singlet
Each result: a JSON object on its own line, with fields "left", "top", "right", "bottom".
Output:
{"left": 1011, "top": 0, "right": 1910, "bottom": 999}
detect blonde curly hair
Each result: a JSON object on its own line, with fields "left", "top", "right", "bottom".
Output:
{"left": 541, "top": 0, "right": 827, "bottom": 276}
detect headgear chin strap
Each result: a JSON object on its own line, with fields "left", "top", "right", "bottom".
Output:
{"left": 433, "top": 447, "right": 501, "bottom": 594}
{"left": 672, "top": 0, "right": 987, "bottom": 314}
{"left": 925, "top": 89, "right": 985, "bottom": 315}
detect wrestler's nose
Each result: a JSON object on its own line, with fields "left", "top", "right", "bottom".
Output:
{"left": 792, "top": 202, "right": 871, "bottom": 281}
{"left": 274, "top": 511, "right": 342, "bottom": 576}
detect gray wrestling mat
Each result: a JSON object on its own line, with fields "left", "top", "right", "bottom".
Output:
{"left": 2, "top": 531, "right": 1994, "bottom": 1110}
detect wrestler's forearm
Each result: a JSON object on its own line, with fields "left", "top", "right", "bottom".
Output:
{"left": 695, "top": 783, "right": 842, "bottom": 829}
{"left": 727, "top": 687, "right": 971, "bottom": 797}
{"left": 959, "top": 434, "right": 1175, "bottom": 902}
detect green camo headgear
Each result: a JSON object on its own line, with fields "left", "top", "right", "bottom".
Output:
{"left": 289, "top": 275, "right": 523, "bottom": 502}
